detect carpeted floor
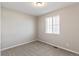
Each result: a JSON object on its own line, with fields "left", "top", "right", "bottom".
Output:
{"left": 1, "top": 41, "right": 79, "bottom": 56}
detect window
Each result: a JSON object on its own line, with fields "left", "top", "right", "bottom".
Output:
{"left": 45, "top": 15, "right": 60, "bottom": 34}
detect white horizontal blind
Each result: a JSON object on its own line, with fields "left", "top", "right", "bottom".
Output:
{"left": 45, "top": 15, "right": 60, "bottom": 34}
{"left": 53, "top": 15, "right": 60, "bottom": 34}
{"left": 46, "top": 17, "right": 53, "bottom": 33}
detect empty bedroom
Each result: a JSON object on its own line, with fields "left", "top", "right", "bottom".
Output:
{"left": 0, "top": 2, "right": 79, "bottom": 56}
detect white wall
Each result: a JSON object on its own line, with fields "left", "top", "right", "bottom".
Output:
{"left": 1, "top": 7, "right": 36, "bottom": 50}
{"left": 38, "top": 4, "right": 79, "bottom": 54}
{"left": 0, "top": 3, "right": 1, "bottom": 55}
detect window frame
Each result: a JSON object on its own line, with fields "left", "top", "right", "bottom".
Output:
{"left": 45, "top": 15, "right": 60, "bottom": 34}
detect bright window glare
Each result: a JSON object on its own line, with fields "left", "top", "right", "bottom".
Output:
{"left": 45, "top": 15, "right": 60, "bottom": 34}
{"left": 46, "top": 17, "right": 53, "bottom": 33}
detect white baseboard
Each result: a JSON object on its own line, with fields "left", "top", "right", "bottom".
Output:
{"left": 0, "top": 39, "right": 36, "bottom": 51}
{"left": 1, "top": 39, "right": 79, "bottom": 55}
{"left": 37, "top": 39, "right": 79, "bottom": 55}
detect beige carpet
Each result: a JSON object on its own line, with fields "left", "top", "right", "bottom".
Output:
{"left": 1, "top": 41, "right": 79, "bottom": 56}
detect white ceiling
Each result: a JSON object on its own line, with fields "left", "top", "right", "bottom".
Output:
{"left": 2, "top": 2, "right": 76, "bottom": 16}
